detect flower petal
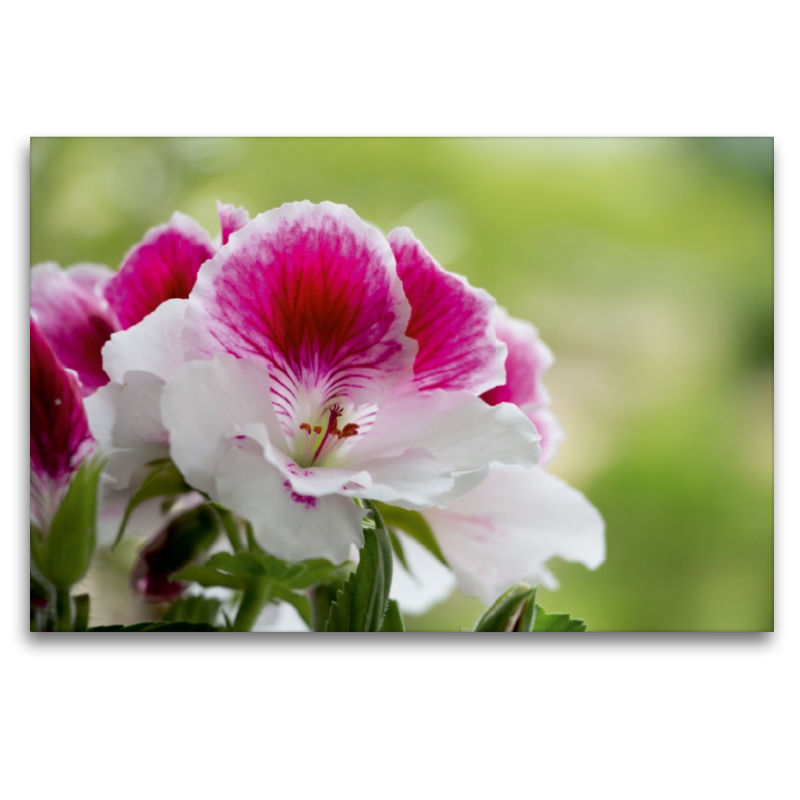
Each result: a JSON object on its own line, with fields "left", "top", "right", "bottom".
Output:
{"left": 30, "top": 318, "right": 94, "bottom": 522}
{"left": 424, "top": 467, "right": 605, "bottom": 603}
{"left": 346, "top": 388, "right": 541, "bottom": 477}
{"left": 104, "top": 212, "right": 215, "bottom": 330}
{"left": 161, "top": 355, "right": 288, "bottom": 496}
{"left": 387, "top": 227, "right": 506, "bottom": 395}
{"left": 524, "top": 406, "right": 565, "bottom": 467}
{"left": 215, "top": 442, "right": 366, "bottom": 562}
{"left": 183, "top": 201, "right": 417, "bottom": 422}
{"left": 30, "top": 262, "right": 120, "bottom": 395}
{"left": 102, "top": 298, "right": 188, "bottom": 384}
{"left": 84, "top": 371, "right": 170, "bottom": 488}
{"left": 217, "top": 200, "right": 250, "bottom": 245}
{"left": 481, "top": 309, "right": 554, "bottom": 409}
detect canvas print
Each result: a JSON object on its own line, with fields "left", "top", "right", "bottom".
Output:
{"left": 29, "top": 138, "right": 773, "bottom": 632}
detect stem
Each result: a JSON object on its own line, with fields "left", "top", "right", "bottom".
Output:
{"left": 232, "top": 578, "right": 272, "bottom": 632}
{"left": 55, "top": 586, "right": 72, "bottom": 632}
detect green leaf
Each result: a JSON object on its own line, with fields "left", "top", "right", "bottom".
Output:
{"left": 44, "top": 458, "right": 104, "bottom": 587}
{"left": 281, "top": 559, "right": 341, "bottom": 589}
{"left": 210, "top": 503, "right": 244, "bottom": 552}
{"left": 380, "top": 599, "right": 405, "bottom": 632}
{"left": 114, "top": 460, "right": 192, "bottom": 549}
{"left": 173, "top": 565, "right": 243, "bottom": 590}
{"left": 531, "top": 606, "right": 587, "bottom": 632}
{"left": 326, "top": 501, "right": 393, "bottom": 632}
{"left": 73, "top": 594, "right": 90, "bottom": 632}
{"left": 89, "top": 621, "right": 218, "bottom": 632}
{"left": 388, "top": 529, "right": 411, "bottom": 573}
{"left": 375, "top": 502, "right": 448, "bottom": 567}
{"left": 474, "top": 583, "right": 537, "bottom": 632}
{"left": 162, "top": 595, "right": 222, "bottom": 625}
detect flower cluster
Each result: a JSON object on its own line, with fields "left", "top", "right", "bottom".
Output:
{"left": 30, "top": 200, "right": 604, "bottom": 632}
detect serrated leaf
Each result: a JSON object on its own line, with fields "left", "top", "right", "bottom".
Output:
{"left": 44, "top": 458, "right": 104, "bottom": 587}
{"left": 114, "top": 460, "right": 192, "bottom": 548}
{"left": 375, "top": 502, "right": 448, "bottom": 567}
{"left": 474, "top": 583, "right": 537, "bottom": 632}
{"left": 162, "top": 595, "right": 222, "bottom": 625}
{"left": 89, "top": 621, "right": 218, "bottom": 632}
{"left": 380, "top": 599, "right": 405, "bottom": 632}
{"left": 326, "top": 501, "right": 393, "bottom": 632}
{"left": 173, "top": 565, "right": 243, "bottom": 590}
{"left": 532, "top": 606, "right": 587, "bottom": 632}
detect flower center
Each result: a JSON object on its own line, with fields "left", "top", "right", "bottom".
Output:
{"left": 295, "top": 403, "right": 360, "bottom": 467}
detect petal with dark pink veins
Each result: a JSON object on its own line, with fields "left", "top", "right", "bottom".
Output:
{"left": 30, "top": 318, "right": 94, "bottom": 525}
{"left": 388, "top": 227, "right": 506, "bottom": 396}
{"left": 30, "top": 262, "right": 120, "bottom": 395}
{"left": 481, "top": 309, "right": 554, "bottom": 409}
{"left": 185, "top": 201, "right": 417, "bottom": 421}
{"left": 105, "top": 212, "right": 216, "bottom": 330}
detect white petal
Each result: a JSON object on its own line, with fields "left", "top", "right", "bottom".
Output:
{"left": 215, "top": 442, "right": 366, "bottom": 562}
{"left": 161, "top": 355, "right": 287, "bottom": 496}
{"left": 389, "top": 531, "right": 457, "bottom": 615}
{"left": 345, "top": 448, "right": 454, "bottom": 509}
{"left": 102, "top": 298, "right": 188, "bottom": 384}
{"left": 84, "top": 371, "right": 170, "bottom": 488}
{"left": 424, "top": 467, "right": 605, "bottom": 603}
{"left": 347, "top": 388, "right": 541, "bottom": 474}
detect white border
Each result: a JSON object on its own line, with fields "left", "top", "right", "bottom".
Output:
{"left": 5, "top": 3, "right": 794, "bottom": 798}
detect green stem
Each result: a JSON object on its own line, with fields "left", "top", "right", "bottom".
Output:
{"left": 232, "top": 578, "right": 272, "bottom": 632}
{"left": 55, "top": 586, "right": 72, "bottom": 632}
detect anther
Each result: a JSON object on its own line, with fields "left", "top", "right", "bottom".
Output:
{"left": 313, "top": 426, "right": 322, "bottom": 434}
{"left": 300, "top": 423, "right": 312, "bottom": 433}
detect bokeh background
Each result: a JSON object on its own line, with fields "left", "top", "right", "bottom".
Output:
{"left": 30, "top": 137, "right": 774, "bottom": 631}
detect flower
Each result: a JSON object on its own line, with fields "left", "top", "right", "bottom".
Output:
{"left": 393, "top": 308, "right": 605, "bottom": 607}
{"left": 30, "top": 317, "right": 94, "bottom": 529}
{"left": 89, "top": 201, "right": 541, "bottom": 563}
{"left": 30, "top": 209, "right": 220, "bottom": 396}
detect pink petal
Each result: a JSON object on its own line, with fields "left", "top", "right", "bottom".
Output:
{"left": 30, "top": 318, "right": 94, "bottom": 524}
{"left": 30, "top": 262, "right": 120, "bottom": 395}
{"left": 481, "top": 309, "right": 553, "bottom": 409}
{"left": 525, "top": 406, "right": 565, "bottom": 467}
{"left": 387, "top": 227, "right": 506, "bottom": 395}
{"left": 185, "top": 201, "right": 416, "bottom": 420}
{"left": 104, "top": 212, "right": 216, "bottom": 330}
{"left": 217, "top": 200, "right": 250, "bottom": 245}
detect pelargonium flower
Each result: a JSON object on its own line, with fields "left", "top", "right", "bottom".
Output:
{"left": 30, "top": 208, "right": 224, "bottom": 395}
{"left": 392, "top": 309, "right": 604, "bottom": 607}
{"left": 88, "top": 201, "right": 542, "bottom": 562}
{"left": 30, "top": 317, "right": 94, "bottom": 529}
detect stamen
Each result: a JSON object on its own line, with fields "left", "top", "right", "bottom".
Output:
{"left": 313, "top": 425, "right": 322, "bottom": 435}
{"left": 312, "top": 404, "right": 344, "bottom": 463}
{"left": 299, "top": 423, "right": 311, "bottom": 433}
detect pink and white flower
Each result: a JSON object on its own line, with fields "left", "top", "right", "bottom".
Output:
{"left": 89, "top": 201, "right": 542, "bottom": 563}
{"left": 391, "top": 307, "right": 605, "bottom": 608}
{"left": 30, "top": 317, "right": 95, "bottom": 530}
{"left": 30, "top": 210, "right": 219, "bottom": 396}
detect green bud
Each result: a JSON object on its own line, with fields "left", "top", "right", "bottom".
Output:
{"left": 474, "top": 582, "right": 538, "bottom": 632}
{"left": 42, "top": 458, "right": 104, "bottom": 588}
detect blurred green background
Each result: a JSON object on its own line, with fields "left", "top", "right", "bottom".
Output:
{"left": 30, "top": 137, "right": 773, "bottom": 631}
